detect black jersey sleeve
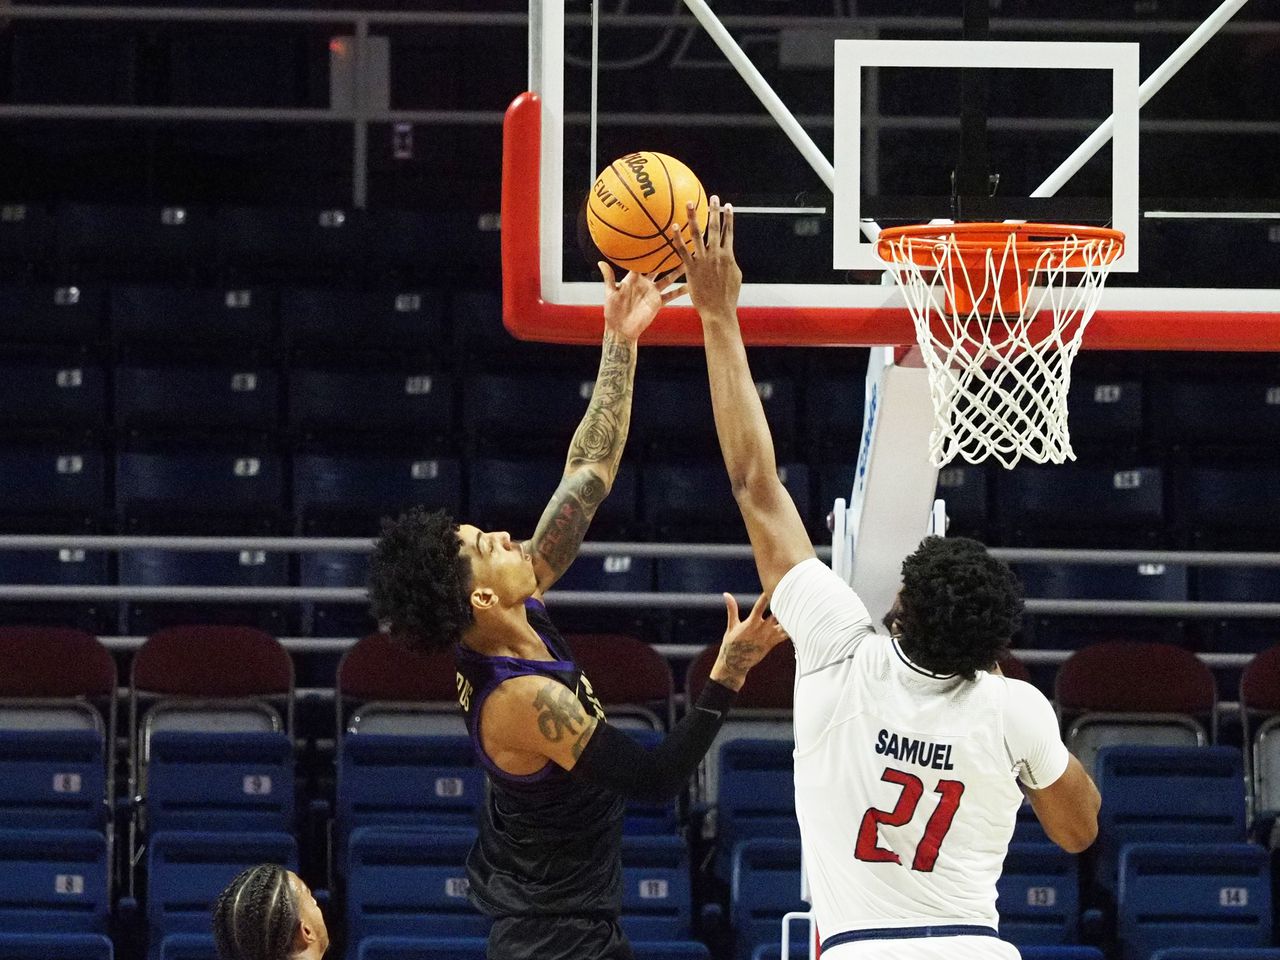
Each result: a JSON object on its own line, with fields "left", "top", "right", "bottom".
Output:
{"left": 570, "top": 680, "right": 737, "bottom": 802}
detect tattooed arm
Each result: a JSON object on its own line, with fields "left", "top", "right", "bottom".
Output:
{"left": 525, "top": 265, "right": 684, "bottom": 594}
{"left": 477, "top": 594, "right": 786, "bottom": 801}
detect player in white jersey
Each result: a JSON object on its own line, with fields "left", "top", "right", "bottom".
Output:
{"left": 672, "top": 198, "right": 1102, "bottom": 959}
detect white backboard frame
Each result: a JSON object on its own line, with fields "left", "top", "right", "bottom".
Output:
{"left": 833, "top": 39, "right": 1141, "bottom": 273}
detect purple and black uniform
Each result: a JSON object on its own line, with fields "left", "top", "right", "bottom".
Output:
{"left": 454, "top": 598, "right": 630, "bottom": 960}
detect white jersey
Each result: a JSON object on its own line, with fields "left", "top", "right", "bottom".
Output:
{"left": 771, "top": 558, "right": 1069, "bottom": 956}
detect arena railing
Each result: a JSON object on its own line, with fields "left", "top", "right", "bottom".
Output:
{"left": 1, "top": 6, "right": 1276, "bottom": 207}
{"left": 0, "top": 535, "right": 1275, "bottom": 671}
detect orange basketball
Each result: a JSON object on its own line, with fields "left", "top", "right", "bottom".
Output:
{"left": 586, "top": 152, "right": 708, "bottom": 276}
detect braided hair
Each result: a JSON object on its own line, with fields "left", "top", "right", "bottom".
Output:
{"left": 212, "top": 864, "right": 299, "bottom": 960}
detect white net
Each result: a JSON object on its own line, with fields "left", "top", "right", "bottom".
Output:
{"left": 880, "top": 227, "right": 1124, "bottom": 468}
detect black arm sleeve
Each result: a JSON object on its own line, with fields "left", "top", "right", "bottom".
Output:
{"left": 570, "top": 680, "right": 737, "bottom": 802}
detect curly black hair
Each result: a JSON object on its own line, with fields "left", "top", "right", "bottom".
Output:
{"left": 892, "top": 536, "right": 1023, "bottom": 681}
{"left": 212, "top": 864, "right": 298, "bottom": 960}
{"left": 368, "top": 507, "right": 474, "bottom": 654}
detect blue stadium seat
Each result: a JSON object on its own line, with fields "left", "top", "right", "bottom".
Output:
{"left": 280, "top": 288, "right": 447, "bottom": 357}
{"left": 1018, "top": 563, "right": 1187, "bottom": 647}
{"left": 143, "top": 731, "right": 294, "bottom": 834}
{"left": 1150, "top": 950, "right": 1280, "bottom": 960}
{"left": 10, "top": 27, "right": 138, "bottom": 105}
{"left": 118, "top": 548, "right": 289, "bottom": 634}
{"left": 1117, "top": 843, "right": 1270, "bottom": 960}
{"left": 346, "top": 827, "right": 489, "bottom": 943}
{"left": 156, "top": 935, "right": 216, "bottom": 960}
{"left": 117, "top": 450, "right": 284, "bottom": 533}
{"left": 357, "top": 938, "right": 486, "bottom": 960}
{"left": 1193, "top": 567, "right": 1280, "bottom": 653}
{"left": 0, "top": 729, "right": 107, "bottom": 830}
{"left": 803, "top": 370, "right": 865, "bottom": 458}
{"left": 468, "top": 459, "right": 637, "bottom": 536}
{"left": 642, "top": 463, "right": 740, "bottom": 535}
{"left": 621, "top": 730, "right": 680, "bottom": 836}
{"left": 0, "top": 549, "right": 111, "bottom": 631}
{"left": 1095, "top": 746, "right": 1245, "bottom": 895}
{"left": 1174, "top": 468, "right": 1280, "bottom": 547}
{"left": 750, "top": 943, "right": 810, "bottom": 960}
{"left": 463, "top": 373, "right": 594, "bottom": 450}
{"left": 337, "top": 734, "right": 482, "bottom": 838}
{"left": 1068, "top": 379, "right": 1143, "bottom": 446}
{"left": 363, "top": 210, "right": 443, "bottom": 281}
{"left": 1019, "top": 950, "right": 1106, "bottom": 960}
{"left": 110, "top": 285, "right": 275, "bottom": 354}
{"left": 1153, "top": 378, "right": 1280, "bottom": 448}
{"left": 0, "top": 828, "right": 110, "bottom": 933}
{"left": 553, "top": 553, "right": 655, "bottom": 593}
{"left": 167, "top": 31, "right": 314, "bottom": 109}
{"left": 293, "top": 454, "right": 462, "bottom": 535}
{"left": 715, "top": 739, "right": 799, "bottom": 877}
{"left": 0, "top": 934, "right": 114, "bottom": 960}
{"left": 289, "top": 370, "right": 453, "bottom": 438}
{"left": 56, "top": 204, "right": 212, "bottom": 275}
{"left": 115, "top": 366, "right": 279, "bottom": 433}
{"left": 999, "top": 466, "right": 1163, "bottom": 545}
{"left": 997, "top": 842, "right": 1080, "bottom": 946}
{"left": 1013, "top": 799, "right": 1050, "bottom": 843}
{"left": 655, "top": 557, "right": 760, "bottom": 596}
{"left": 936, "top": 465, "right": 989, "bottom": 538}
{"left": 0, "top": 364, "right": 106, "bottom": 433}
{"left": 216, "top": 208, "right": 364, "bottom": 279}
{"left": 730, "top": 838, "right": 806, "bottom": 960}
{"left": 1017, "top": 563, "right": 1189, "bottom": 602}
{"left": 0, "top": 282, "right": 103, "bottom": 344}
{"left": 0, "top": 203, "right": 53, "bottom": 266}
{"left": 146, "top": 831, "right": 297, "bottom": 960}
{"left": 816, "top": 463, "right": 857, "bottom": 527}
{"left": 632, "top": 941, "right": 711, "bottom": 960}
{"left": 620, "top": 834, "right": 693, "bottom": 941}
{"left": 298, "top": 552, "right": 375, "bottom": 637}
{"left": 0, "top": 445, "right": 105, "bottom": 530}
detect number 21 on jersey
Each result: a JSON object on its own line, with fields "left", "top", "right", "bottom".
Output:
{"left": 855, "top": 767, "right": 965, "bottom": 872}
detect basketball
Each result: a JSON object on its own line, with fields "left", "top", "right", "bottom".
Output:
{"left": 586, "top": 151, "right": 708, "bottom": 276}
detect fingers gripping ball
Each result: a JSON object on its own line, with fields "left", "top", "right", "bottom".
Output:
{"left": 587, "top": 152, "right": 708, "bottom": 276}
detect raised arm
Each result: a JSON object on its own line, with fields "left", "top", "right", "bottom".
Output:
{"left": 672, "top": 198, "right": 815, "bottom": 596}
{"left": 481, "top": 592, "right": 788, "bottom": 801}
{"left": 525, "top": 265, "right": 685, "bottom": 594}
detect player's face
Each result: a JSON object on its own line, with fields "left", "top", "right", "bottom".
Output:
{"left": 456, "top": 523, "right": 539, "bottom": 604}
{"left": 287, "top": 871, "right": 329, "bottom": 954}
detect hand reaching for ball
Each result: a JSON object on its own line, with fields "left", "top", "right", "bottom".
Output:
{"left": 598, "top": 262, "right": 687, "bottom": 342}
{"left": 671, "top": 195, "right": 742, "bottom": 324}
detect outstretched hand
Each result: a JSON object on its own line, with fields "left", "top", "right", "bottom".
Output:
{"left": 599, "top": 262, "right": 686, "bottom": 341}
{"left": 710, "top": 592, "right": 789, "bottom": 692}
{"left": 670, "top": 195, "right": 741, "bottom": 323}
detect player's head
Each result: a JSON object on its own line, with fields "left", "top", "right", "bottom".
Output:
{"left": 212, "top": 865, "right": 328, "bottom": 960}
{"left": 884, "top": 536, "right": 1023, "bottom": 681}
{"left": 369, "top": 506, "right": 539, "bottom": 652}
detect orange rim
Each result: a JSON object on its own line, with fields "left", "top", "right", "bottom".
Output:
{"left": 877, "top": 222, "right": 1125, "bottom": 269}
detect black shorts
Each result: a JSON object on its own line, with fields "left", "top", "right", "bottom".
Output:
{"left": 487, "top": 915, "right": 634, "bottom": 960}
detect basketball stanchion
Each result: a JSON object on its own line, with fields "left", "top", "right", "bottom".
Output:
{"left": 876, "top": 222, "right": 1125, "bottom": 468}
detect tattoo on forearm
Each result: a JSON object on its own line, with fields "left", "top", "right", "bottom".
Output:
{"left": 530, "top": 329, "right": 637, "bottom": 580}
{"left": 533, "top": 681, "right": 587, "bottom": 744}
{"left": 567, "top": 330, "right": 635, "bottom": 473}
{"left": 532, "top": 470, "right": 608, "bottom": 576}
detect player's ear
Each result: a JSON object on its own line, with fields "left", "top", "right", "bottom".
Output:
{"left": 471, "top": 587, "right": 498, "bottom": 612}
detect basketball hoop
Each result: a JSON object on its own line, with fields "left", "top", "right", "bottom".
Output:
{"left": 877, "top": 222, "right": 1125, "bottom": 469}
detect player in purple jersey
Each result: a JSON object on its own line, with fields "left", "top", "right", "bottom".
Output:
{"left": 369, "top": 264, "right": 788, "bottom": 960}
